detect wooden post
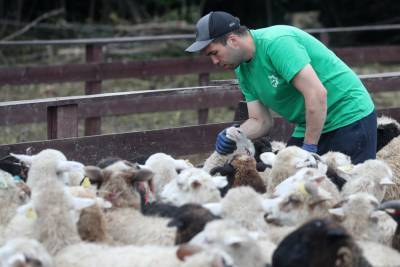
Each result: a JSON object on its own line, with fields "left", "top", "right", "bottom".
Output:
{"left": 197, "top": 72, "right": 210, "bottom": 124}
{"left": 85, "top": 44, "right": 102, "bottom": 136}
{"left": 47, "top": 104, "right": 78, "bottom": 139}
{"left": 233, "top": 101, "right": 248, "bottom": 121}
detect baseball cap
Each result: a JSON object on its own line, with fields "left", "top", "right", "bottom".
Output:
{"left": 185, "top": 11, "right": 240, "bottom": 52}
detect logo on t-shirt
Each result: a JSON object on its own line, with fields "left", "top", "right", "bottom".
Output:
{"left": 268, "top": 75, "right": 279, "bottom": 88}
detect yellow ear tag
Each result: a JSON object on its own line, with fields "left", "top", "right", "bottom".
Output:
{"left": 26, "top": 207, "right": 37, "bottom": 220}
{"left": 340, "top": 164, "right": 353, "bottom": 172}
{"left": 81, "top": 177, "right": 91, "bottom": 188}
{"left": 0, "top": 176, "right": 8, "bottom": 189}
{"left": 298, "top": 181, "right": 309, "bottom": 196}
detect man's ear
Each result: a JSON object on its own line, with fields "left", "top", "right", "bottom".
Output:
{"left": 227, "top": 35, "right": 238, "bottom": 48}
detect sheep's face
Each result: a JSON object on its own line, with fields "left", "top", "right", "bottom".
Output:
{"left": 0, "top": 238, "right": 53, "bottom": 267}
{"left": 85, "top": 162, "right": 154, "bottom": 209}
{"left": 190, "top": 220, "right": 264, "bottom": 267}
{"left": 161, "top": 168, "right": 225, "bottom": 206}
{"left": 265, "top": 169, "right": 333, "bottom": 226}
{"left": 229, "top": 154, "right": 257, "bottom": 170}
{"left": 329, "top": 193, "right": 382, "bottom": 238}
{"left": 272, "top": 219, "right": 356, "bottom": 267}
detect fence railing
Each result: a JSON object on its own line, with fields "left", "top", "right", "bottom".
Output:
{"left": 1, "top": 72, "right": 400, "bottom": 165}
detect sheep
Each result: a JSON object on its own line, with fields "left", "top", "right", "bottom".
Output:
{"left": 340, "top": 159, "right": 394, "bottom": 201}
{"left": 142, "top": 152, "right": 193, "bottom": 200}
{"left": 0, "top": 238, "right": 53, "bottom": 267}
{"left": 190, "top": 219, "right": 271, "bottom": 267}
{"left": 377, "top": 115, "right": 400, "bottom": 152}
{"left": 357, "top": 240, "right": 400, "bottom": 267}
{"left": 160, "top": 167, "right": 227, "bottom": 206}
{"left": 0, "top": 170, "right": 30, "bottom": 227}
{"left": 271, "top": 218, "right": 372, "bottom": 267}
{"left": 84, "top": 164, "right": 178, "bottom": 246}
{"left": 167, "top": 203, "right": 221, "bottom": 244}
{"left": 203, "top": 186, "right": 270, "bottom": 233}
{"left": 0, "top": 154, "right": 29, "bottom": 182}
{"left": 320, "top": 151, "right": 353, "bottom": 190}
{"left": 202, "top": 126, "right": 255, "bottom": 173}
{"left": 210, "top": 153, "right": 266, "bottom": 196}
{"left": 7, "top": 149, "right": 95, "bottom": 255}
{"left": 264, "top": 167, "right": 339, "bottom": 227}
{"left": 378, "top": 199, "right": 400, "bottom": 252}
{"left": 266, "top": 146, "right": 322, "bottom": 194}
{"left": 328, "top": 193, "right": 396, "bottom": 246}
{"left": 10, "top": 149, "right": 238, "bottom": 267}
{"left": 55, "top": 242, "right": 236, "bottom": 267}
{"left": 377, "top": 136, "right": 400, "bottom": 201}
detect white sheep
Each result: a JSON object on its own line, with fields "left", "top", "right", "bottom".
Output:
{"left": 264, "top": 167, "right": 339, "bottom": 227}
{"left": 377, "top": 136, "right": 400, "bottom": 201}
{"left": 202, "top": 126, "right": 255, "bottom": 173}
{"left": 329, "top": 193, "right": 397, "bottom": 246}
{"left": 340, "top": 159, "right": 394, "bottom": 201}
{"left": 0, "top": 238, "right": 53, "bottom": 267}
{"left": 160, "top": 167, "right": 227, "bottom": 206}
{"left": 266, "top": 146, "right": 323, "bottom": 194}
{"left": 142, "top": 152, "right": 193, "bottom": 200}
{"left": 190, "top": 219, "right": 270, "bottom": 267}
{"left": 84, "top": 164, "right": 178, "bottom": 246}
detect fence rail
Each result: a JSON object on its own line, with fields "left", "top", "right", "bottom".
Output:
{"left": 1, "top": 72, "right": 400, "bottom": 164}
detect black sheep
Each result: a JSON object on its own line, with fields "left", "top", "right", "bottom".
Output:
{"left": 272, "top": 218, "right": 372, "bottom": 267}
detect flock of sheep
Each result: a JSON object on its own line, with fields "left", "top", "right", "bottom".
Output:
{"left": 1, "top": 116, "right": 400, "bottom": 267}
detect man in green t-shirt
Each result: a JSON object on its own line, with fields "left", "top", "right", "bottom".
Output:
{"left": 186, "top": 11, "right": 376, "bottom": 164}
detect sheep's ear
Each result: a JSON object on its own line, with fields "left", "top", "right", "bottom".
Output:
{"left": 57, "top": 160, "right": 84, "bottom": 173}
{"left": 176, "top": 244, "right": 203, "bottom": 261}
{"left": 212, "top": 175, "right": 228, "bottom": 188}
{"left": 133, "top": 167, "right": 154, "bottom": 182}
{"left": 260, "top": 152, "right": 276, "bottom": 166}
{"left": 72, "top": 197, "right": 96, "bottom": 210}
{"left": 329, "top": 207, "right": 345, "bottom": 220}
{"left": 224, "top": 234, "right": 243, "bottom": 248}
{"left": 167, "top": 218, "right": 183, "bottom": 228}
{"left": 203, "top": 202, "right": 222, "bottom": 216}
{"left": 10, "top": 153, "right": 34, "bottom": 167}
{"left": 84, "top": 166, "right": 104, "bottom": 184}
{"left": 380, "top": 176, "right": 394, "bottom": 185}
{"left": 173, "top": 159, "right": 193, "bottom": 170}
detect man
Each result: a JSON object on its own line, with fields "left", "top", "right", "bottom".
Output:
{"left": 185, "top": 11, "right": 376, "bottom": 164}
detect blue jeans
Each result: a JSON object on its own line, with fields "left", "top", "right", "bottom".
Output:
{"left": 287, "top": 111, "right": 377, "bottom": 164}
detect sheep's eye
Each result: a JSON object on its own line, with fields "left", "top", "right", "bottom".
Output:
{"left": 288, "top": 196, "right": 301, "bottom": 205}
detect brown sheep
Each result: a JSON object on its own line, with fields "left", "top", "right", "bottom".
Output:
{"left": 230, "top": 154, "right": 266, "bottom": 194}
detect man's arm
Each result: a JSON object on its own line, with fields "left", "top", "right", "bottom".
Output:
{"left": 292, "top": 64, "right": 327, "bottom": 145}
{"left": 239, "top": 100, "right": 273, "bottom": 140}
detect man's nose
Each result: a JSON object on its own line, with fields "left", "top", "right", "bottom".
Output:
{"left": 210, "top": 55, "right": 219, "bottom": 65}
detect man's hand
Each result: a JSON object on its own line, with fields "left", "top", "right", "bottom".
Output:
{"left": 301, "top": 143, "right": 318, "bottom": 153}
{"left": 215, "top": 128, "right": 237, "bottom": 155}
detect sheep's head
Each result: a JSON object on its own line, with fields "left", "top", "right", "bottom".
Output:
{"left": 377, "top": 115, "right": 400, "bottom": 151}
{"left": 161, "top": 168, "right": 226, "bottom": 206}
{"left": 176, "top": 244, "right": 236, "bottom": 267}
{"left": 264, "top": 168, "right": 333, "bottom": 226}
{"left": 225, "top": 126, "right": 255, "bottom": 156}
{"left": 190, "top": 220, "right": 264, "bottom": 267}
{"left": 84, "top": 161, "right": 154, "bottom": 209}
{"left": 167, "top": 203, "right": 220, "bottom": 245}
{"left": 11, "top": 149, "right": 84, "bottom": 189}
{"left": 272, "top": 219, "right": 364, "bottom": 267}
{"left": 229, "top": 154, "right": 257, "bottom": 170}
{"left": 0, "top": 238, "right": 53, "bottom": 267}
{"left": 328, "top": 193, "right": 390, "bottom": 242}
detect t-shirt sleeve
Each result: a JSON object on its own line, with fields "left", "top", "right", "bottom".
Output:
{"left": 268, "top": 35, "right": 311, "bottom": 82}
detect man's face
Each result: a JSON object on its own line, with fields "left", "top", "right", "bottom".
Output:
{"left": 202, "top": 38, "right": 244, "bottom": 70}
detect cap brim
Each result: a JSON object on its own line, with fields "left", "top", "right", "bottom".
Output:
{"left": 185, "top": 39, "right": 213, "bottom": 52}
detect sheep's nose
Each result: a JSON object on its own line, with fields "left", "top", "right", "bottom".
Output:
{"left": 264, "top": 213, "right": 281, "bottom": 226}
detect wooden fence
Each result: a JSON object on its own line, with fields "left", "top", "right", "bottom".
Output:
{"left": 1, "top": 25, "right": 400, "bottom": 164}
{"left": 1, "top": 72, "right": 400, "bottom": 165}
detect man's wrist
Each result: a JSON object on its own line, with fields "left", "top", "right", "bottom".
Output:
{"left": 301, "top": 143, "right": 318, "bottom": 153}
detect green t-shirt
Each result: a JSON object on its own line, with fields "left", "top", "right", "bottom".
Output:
{"left": 235, "top": 25, "right": 375, "bottom": 137}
